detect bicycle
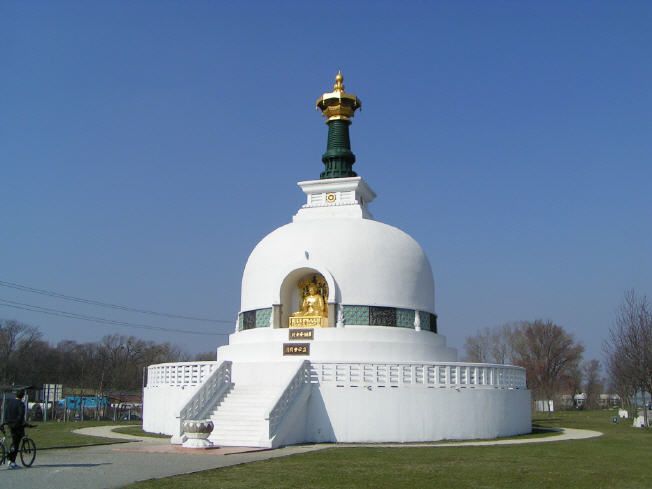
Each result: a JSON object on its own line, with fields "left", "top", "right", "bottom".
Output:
{"left": 0, "top": 423, "right": 37, "bottom": 468}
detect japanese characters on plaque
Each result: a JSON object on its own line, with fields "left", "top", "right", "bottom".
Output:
{"left": 288, "top": 329, "right": 314, "bottom": 340}
{"left": 283, "top": 343, "right": 310, "bottom": 356}
{"left": 288, "top": 316, "right": 324, "bottom": 328}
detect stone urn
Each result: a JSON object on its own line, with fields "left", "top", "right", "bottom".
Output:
{"left": 181, "top": 419, "right": 214, "bottom": 448}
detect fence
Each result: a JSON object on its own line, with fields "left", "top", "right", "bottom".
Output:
{"left": 308, "top": 362, "right": 527, "bottom": 389}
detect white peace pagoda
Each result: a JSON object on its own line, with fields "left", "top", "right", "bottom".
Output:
{"left": 143, "top": 73, "right": 531, "bottom": 447}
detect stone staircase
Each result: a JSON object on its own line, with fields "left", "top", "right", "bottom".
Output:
{"left": 209, "top": 384, "right": 280, "bottom": 447}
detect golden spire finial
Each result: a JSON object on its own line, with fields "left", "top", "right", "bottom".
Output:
{"left": 334, "top": 71, "right": 344, "bottom": 92}
{"left": 316, "top": 71, "right": 361, "bottom": 122}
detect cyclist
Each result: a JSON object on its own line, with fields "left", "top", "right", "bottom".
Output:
{"left": 4, "top": 389, "right": 26, "bottom": 469}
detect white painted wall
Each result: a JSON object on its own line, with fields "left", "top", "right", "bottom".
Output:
{"left": 305, "top": 385, "right": 531, "bottom": 443}
{"left": 143, "top": 384, "right": 200, "bottom": 435}
{"left": 218, "top": 327, "right": 457, "bottom": 363}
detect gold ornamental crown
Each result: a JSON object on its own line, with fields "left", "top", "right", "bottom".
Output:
{"left": 316, "top": 71, "right": 362, "bottom": 122}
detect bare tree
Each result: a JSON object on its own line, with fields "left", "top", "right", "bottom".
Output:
{"left": 510, "top": 320, "right": 584, "bottom": 401}
{"left": 0, "top": 319, "right": 42, "bottom": 384}
{"left": 464, "top": 327, "right": 492, "bottom": 363}
{"left": 193, "top": 351, "right": 216, "bottom": 361}
{"left": 564, "top": 364, "right": 583, "bottom": 402}
{"left": 489, "top": 323, "right": 516, "bottom": 364}
{"left": 582, "top": 359, "right": 603, "bottom": 409}
{"left": 604, "top": 290, "right": 652, "bottom": 421}
{"left": 463, "top": 323, "right": 516, "bottom": 364}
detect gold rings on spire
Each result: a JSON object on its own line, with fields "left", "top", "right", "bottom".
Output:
{"left": 316, "top": 71, "right": 362, "bottom": 122}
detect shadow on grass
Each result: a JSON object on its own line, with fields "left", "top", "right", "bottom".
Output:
{"left": 302, "top": 424, "right": 563, "bottom": 448}
{"left": 40, "top": 440, "right": 131, "bottom": 451}
{"left": 29, "top": 462, "right": 113, "bottom": 469}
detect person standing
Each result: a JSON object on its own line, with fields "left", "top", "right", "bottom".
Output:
{"left": 4, "top": 389, "right": 26, "bottom": 469}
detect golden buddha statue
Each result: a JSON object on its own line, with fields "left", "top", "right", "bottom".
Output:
{"left": 289, "top": 278, "right": 328, "bottom": 328}
{"left": 293, "top": 284, "right": 326, "bottom": 317}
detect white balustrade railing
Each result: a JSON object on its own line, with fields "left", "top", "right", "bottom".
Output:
{"left": 146, "top": 361, "right": 218, "bottom": 388}
{"left": 266, "top": 360, "right": 311, "bottom": 437}
{"left": 308, "top": 362, "right": 526, "bottom": 390}
{"left": 178, "top": 361, "right": 233, "bottom": 435}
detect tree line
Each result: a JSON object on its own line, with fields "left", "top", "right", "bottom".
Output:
{"left": 0, "top": 320, "right": 215, "bottom": 394}
{"left": 464, "top": 290, "right": 651, "bottom": 413}
{"left": 3, "top": 290, "right": 650, "bottom": 410}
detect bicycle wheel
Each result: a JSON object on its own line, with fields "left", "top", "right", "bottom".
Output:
{"left": 19, "top": 437, "right": 36, "bottom": 467}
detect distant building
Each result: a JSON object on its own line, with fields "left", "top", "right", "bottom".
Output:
{"left": 598, "top": 394, "right": 621, "bottom": 408}
{"left": 556, "top": 392, "right": 621, "bottom": 410}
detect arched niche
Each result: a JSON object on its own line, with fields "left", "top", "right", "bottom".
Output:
{"left": 277, "top": 267, "right": 337, "bottom": 328}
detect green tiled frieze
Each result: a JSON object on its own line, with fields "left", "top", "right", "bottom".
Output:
{"left": 255, "top": 308, "right": 272, "bottom": 328}
{"left": 342, "top": 305, "right": 369, "bottom": 325}
{"left": 238, "top": 308, "right": 271, "bottom": 330}
{"left": 396, "top": 308, "right": 415, "bottom": 328}
{"left": 370, "top": 306, "right": 396, "bottom": 326}
{"left": 418, "top": 311, "right": 430, "bottom": 331}
{"left": 242, "top": 310, "right": 256, "bottom": 330}
{"left": 418, "top": 312, "right": 437, "bottom": 332}
{"left": 341, "top": 305, "right": 436, "bottom": 331}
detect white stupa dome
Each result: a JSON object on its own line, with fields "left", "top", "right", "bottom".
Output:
{"left": 236, "top": 176, "right": 437, "bottom": 333}
{"left": 241, "top": 217, "right": 435, "bottom": 314}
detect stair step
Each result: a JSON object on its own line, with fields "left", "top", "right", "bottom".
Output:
{"left": 213, "top": 432, "right": 263, "bottom": 438}
{"left": 217, "top": 404, "right": 266, "bottom": 409}
{"left": 212, "top": 440, "right": 266, "bottom": 447}
{"left": 213, "top": 423, "right": 264, "bottom": 428}
{"left": 216, "top": 407, "right": 267, "bottom": 412}
{"left": 213, "top": 423, "right": 263, "bottom": 428}
{"left": 213, "top": 408, "right": 266, "bottom": 415}
{"left": 223, "top": 394, "right": 274, "bottom": 399}
{"left": 231, "top": 386, "right": 278, "bottom": 391}
{"left": 222, "top": 400, "right": 268, "bottom": 404}
{"left": 227, "top": 392, "right": 277, "bottom": 397}
{"left": 225, "top": 393, "right": 274, "bottom": 398}
{"left": 212, "top": 419, "right": 266, "bottom": 425}
{"left": 213, "top": 418, "right": 266, "bottom": 425}
{"left": 213, "top": 432, "right": 263, "bottom": 439}
{"left": 213, "top": 438, "right": 263, "bottom": 443}
{"left": 215, "top": 410, "right": 263, "bottom": 414}
{"left": 228, "top": 391, "right": 276, "bottom": 394}
{"left": 212, "top": 415, "right": 264, "bottom": 422}
{"left": 230, "top": 390, "right": 276, "bottom": 394}
{"left": 213, "top": 416, "right": 264, "bottom": 421}
{"left": 213, "top": 433, "right": 262, "bottom": 440}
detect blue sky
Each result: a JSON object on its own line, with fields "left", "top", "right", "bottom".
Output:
{"left": 2, "top": 1, "right": 650, "bottom": 362}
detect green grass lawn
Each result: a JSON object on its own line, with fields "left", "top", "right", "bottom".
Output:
{"left": 18, "top": 420, "right": 139, "bottom": 449}
{"left": 125, "top": 410, "right": 652, "bottom": 489}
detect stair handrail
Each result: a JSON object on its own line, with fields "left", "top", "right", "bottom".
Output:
{"left": 177, "top": 360, "right": 233, "bottom": 435}
{"left": 265, "top": 360, "right": 310, "bottom": 437}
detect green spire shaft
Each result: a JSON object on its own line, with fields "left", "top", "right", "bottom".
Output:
{"left": 321, "top": 119, "right": 356, "bottom": 179}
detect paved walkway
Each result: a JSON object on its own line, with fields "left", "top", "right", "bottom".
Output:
{"left": 73, "top": 426, "right": 164, "bottom": 442}
{"left": 361, "top": 427, "right": 603, "bottom": 447}
{"left": 1, "top": 426, "right": 602, "bottom": 489}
